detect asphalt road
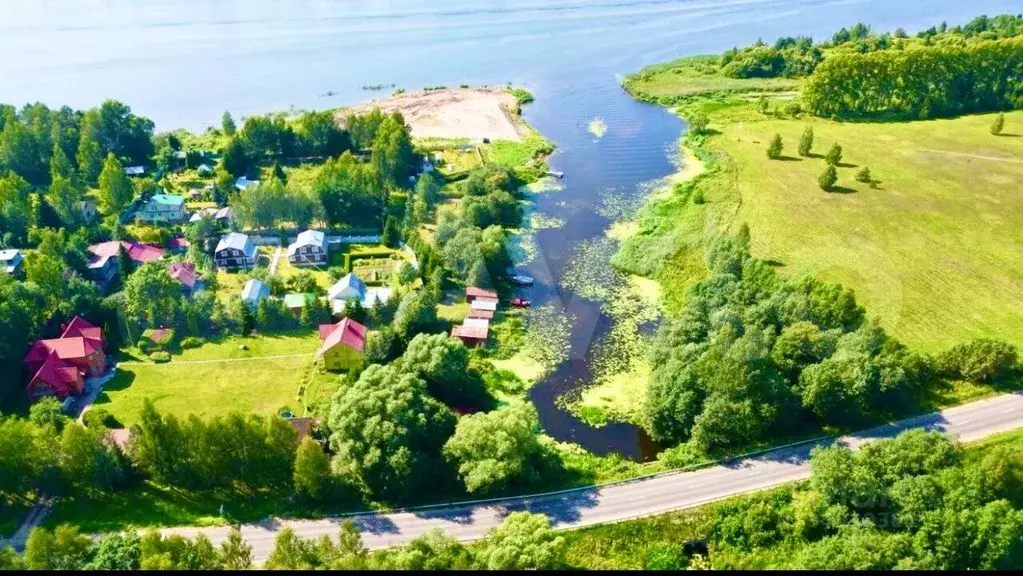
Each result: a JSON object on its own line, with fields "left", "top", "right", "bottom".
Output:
{"left": 162, "top": 391, "right": 1023, "bottom": 564}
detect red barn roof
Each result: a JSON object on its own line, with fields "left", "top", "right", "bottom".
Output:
{"left": 466, "top": 286, "right": 498, "bottom": 301}
{"left": 452, "top": 324, "right": 489, "bottom": 341}
{"left": 316, "top": 318, "right": 368, "bottom": 357}
{"left": 24, "top": 337, "right": 101, "bottom": 368}
{"left": 88, "top": 241, "right": 164, "bottom": 264}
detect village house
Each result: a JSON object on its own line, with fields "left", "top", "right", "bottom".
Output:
{"left": 241, "top": 278, "right": 271, "bottom": 308}
{"left": 316, "top": 318, "right": 368, "bottom": 371}
{"left": 167, "top": 261, "right": 204, "bottom": 297}
{"left": 23, "top": 316, "right": 106, "bottom": 401}
{"left": 214, "top": 232, "right": 256, "bottom": 270}
{"left": 328, "top": 272, "right": 367, "bottom": 305}
{"left": 234, "top": 176, "right": 259, "bottom": 192}
{"left": 137, "top": 193, "right": 187, "bottom": 224}
{"left": 283, "top": 293, "right": 317, "bottom": 315}
{"left": 197, "top": 163, "right": 213, "bottom": 176}
{"left": 287, "top": 230, "right": 327, "bottom": 266}
{"left": 87, "top": 241, "right": 165, "bottom": 286}
{"left": 166, "top": 237, "right": 190, "bottom": 254}
{"left": 124, "top": 165, "right": 145, "bottom": 176}
{"left": 189, "top": 206, "right": 232, "bottom": 224}
{"left": 1, "top": 248, "right": 24, "bottom": 277}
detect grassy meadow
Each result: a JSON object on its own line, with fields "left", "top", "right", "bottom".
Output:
{"left": 714, "top": 107, "right": 1023, "bottom": 352}
{"left": 96, "top": 333, "right": 322, "bottom": 426}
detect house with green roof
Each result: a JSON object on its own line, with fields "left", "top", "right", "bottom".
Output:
{"left": 283, "top": 293, "right": 318, "bottom": 315}
{"left": 137, "top": 193, "right": 187, "bottom": 224}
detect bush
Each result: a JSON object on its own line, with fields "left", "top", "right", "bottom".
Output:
{"left": 784, "top": 102, "right": 803, "bottom": 117}
{"left": 936, "top": 339, "right": 1018, "bottom": 382}
{"left": 818, "top": 165, "right": 838, "bottom": 190}
{"left": 766, "top": 134, "right": 783, "bottom": 159}
{"left": 855, "top": 167, "right": 872, "bottom": 183}
{"left": 991, "top": 113, "right": 1005, "bottom": 135}
{"left": 825, "top": 143, "right": 843, "bottom": 166}
{"left": 82, "top": 408, "right": 122, "bottom": 430}
{"left": 150, "top": 351, "right": 172, "bottom": 363}
{"left": 136, "top": 339, "right": 150, "bottom": 354}
{"left": 180, "top": 336, "right": 206, "bottom": 349}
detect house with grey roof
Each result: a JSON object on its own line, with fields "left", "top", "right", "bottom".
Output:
{"left": 137, "top": 193, "right": 187, "bottom": 224}
{"left": 234, "top": 176, "right": 259, "bottom": 192}
{"left": 124, "top": 166, "right": 145, "bottom": 176}
{"left": 214, "top": 232, "right": 256, "bottom": 270}
{"left": 241, "top": 279, "right": 270, "bottom": 308}
{"left": 328, "top": 273, "right": 367, "bottom": 303}
{"left": 0, "top": 249, "right": 24, "bottom": 277}
{"left": 287, "top": 230, "right": 327, "bottom": 266}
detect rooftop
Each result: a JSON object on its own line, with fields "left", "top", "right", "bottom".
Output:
{"left": 150, "top": 194, "right": 185, "bottom": 206}
{"left": 317, "top": 318, "right": 368, "bottom": 357}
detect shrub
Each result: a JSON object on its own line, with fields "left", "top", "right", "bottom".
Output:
{"left": 784, "top": 102, "right": 803, "bottom": 117}
{"left": 766, "top": 134, "right": 783, "bottom": 159}
{"left": 798, "top": 126, "right": 814, "bottom": 157}
{"left": 180, "top": 336, "right": 206, "bottom": 349}
{"left": 825, "top": 143, "right": 843, "bottom": 166}
{"left": 136, "top": 339, "right": 150, "bottom": 353}
{"left": 818, "top": 165, "right": 838, "bottom": 190}
{"left": 991, "top": 113, "right": 1005, "bottom": 135}
{"left": 936, "top": 339, "right": 1018, "bottom": 382}
{"left": 855, "top": 167, "right": 872, "bottom": 183}
{"left": 82, "top": 408, "right": 122, "bottom": 430}
{"left": 150, "top": 351, "right": 172, "bottom": 363}
{"left": 689, "top": 113, "right": 710, "bottom": 135}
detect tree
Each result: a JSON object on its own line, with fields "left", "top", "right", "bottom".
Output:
{"left": 312, "top": 151, "right": 385, "bottom": 228}
{"left": 221, "top": 137, "right": 249, "bottom": 177}
{"left": 264, "top": 528, "right": 320, "bottom": 570}
{"left": 97, "top": 153, "right": 134, "bottom": 215}
{"left": 399, "top": 333, "right": 492, "bottom": 409}
{"left": 936, "top": 339, "right": 1018, "bottom": 382}
{"left": 29, "top": 396, "right": 68, "bottom": 433}
{"left": 855, "top": 167, "right": 872, "bottom": 184}
{"left": 766, "top": 134, "right": 783, "bottom": 159}
{"left": 381, "top": 529, "right": 473, "bottom": 570}
{"left": 825, "top": 143, "right": 843, "bottom": 166}
{"left": 58, "top": 422, "right": 123, "bottom": 493}
{"left": 87, "top": 533, "right": 142, "bottom": 570}
{"left": 818, "top": 165, "right": 838, "bottom": 191}
{"left": 0, "top": 171, "right": 36, "bottom": 246}
{"left": 474, "top": 512, "right": 566, "bottom": 570}
{"left": 123, "top": 261, "right": 181, "bottom": 327}
{"left": 24, "top": 525, "right": 92, "bottom": 570}
{"left": 383, "top": 215, "right": 401, "bottom": 248}
{"left": 991, "top": 113, "right": 1006, "bottom": 135}
{"left": 218, "top": 528, "right": 252, "bottom": 570}
{"left": 689, "top": 113, "right": 709, "bottom": 135}
{"left": 443, "top": 402, "right": 552, "bottom": 494}
{"left": 293, "top": 437, "right": 333, "bottom": 501}
{"left": 798, "top": 126, "right": 814, "bottom": 157}
{"left": 49, "top": 141, "right": 76, "bottom": 183}
{"left": 155, "top": 145, "right": 175, "bottom": 174}
{"left": 757, "top": 95, "right": 770, "bottom": 114}
{"left": 327, "top": 364, "right": 456, "bottom": 502}
{"left": 392, "top": 288, "right": 439, "bottom": 342}
{"left": 0, "top": 547, "right": 24, "bottom": 570}
{"left": 117, "top": 242, "right": 134, "bottom": 282}
{"left": 222, "top": 111, "right": 237, "bottom": 137}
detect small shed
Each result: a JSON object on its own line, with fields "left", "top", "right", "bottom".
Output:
{"left": 283, "top": 293, "right": 317, "bottom": 314}
{"left": 466, "top": 286, "right": 498, "bottom": 303}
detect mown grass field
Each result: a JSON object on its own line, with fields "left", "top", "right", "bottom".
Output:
{"left": 712, "top": 107, "right": 1023, "bottom": 352}
{"left": 96, "top": 333, "right": 322, "bottom": 426}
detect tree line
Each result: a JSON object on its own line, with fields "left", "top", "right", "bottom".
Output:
{"left": 705, "top": 429, "right": 1023, "bottom": 569}
{"left": 643, "top": 232, "right": 1019, "bottom": 452}
{"left": 0, "top": 510, "right": 568, "bottom": 570}
{"left": 803, "top": 37, "right": 1023, "bottom": 119}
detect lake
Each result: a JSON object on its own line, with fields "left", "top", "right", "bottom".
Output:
{"left": 2, "top": 0, "right": 1016, "bottom": 459}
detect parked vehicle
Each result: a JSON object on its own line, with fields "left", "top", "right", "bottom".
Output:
{"left": 511, "top": 298, "right": 531, "bottom": 308}
{"left": 510, "top": 274, "right": 534, "bottom": 286}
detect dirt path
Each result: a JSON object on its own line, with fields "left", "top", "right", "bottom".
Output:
{"left": 916, "top": 148, "right": 1023, "bottom": 164}
{"left": 118, "top": 353, "right": 314, "bottom": 367}
{"left": 268, "top": 246, "right": 283, "bottom": 276}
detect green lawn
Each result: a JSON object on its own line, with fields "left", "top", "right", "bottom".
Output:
{"left": 274, "top": 253, "right": 335, "bottom": 291}
{"left": 96, "top": 333, "right": 322, "bottom": 426}
{"left": 709, "top": 106, "right": 1023, "bottom": 352}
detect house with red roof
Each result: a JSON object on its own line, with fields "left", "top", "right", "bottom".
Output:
{"left": 23, "top": 316, "right": 107, "bottom": 401}
{"left": 466, "top": 286, "right": 498, "bottom": 303}
{"left": 87, "top": 241, "right": 165, "bottom": 286}
{"left": 167, "top": 261, "right": 204, "bottom": 297}
{"left": 452, "top": 317, "right": 490, "bottom": 347}
{"left": 315, "top": 318, "right": 368, "bottom": 371}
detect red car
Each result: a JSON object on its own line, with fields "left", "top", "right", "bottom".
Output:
{"left": 511, "top": 298, "right": 531, "bottom": 308}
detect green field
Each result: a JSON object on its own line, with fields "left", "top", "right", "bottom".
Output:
{"left": 705, "top": 106, "right": 1023, "bottom": 352}
{"left": 624, "top": 55, "right": 801, "bottom": 101}
{"left": 96, "top": 333, "right": 322, "bottom": 426}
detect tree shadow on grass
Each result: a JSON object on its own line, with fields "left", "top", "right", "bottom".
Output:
{"left": 836, "top": 162, "right": 858, "bottom": 169}
{"left": 764, "top": 259, "right": 785, "bottom": 268}
{"left": 995, "top": 133, "right": 1022, "bottom": 138}
{"left": 100, "top": 371, "right": 136, "bottom": 394}
{"left": 827, "top": 186, "right": 857, "bottom": 195}
{"left": 776, "top": 155, "right": 802, "bottom": 162}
